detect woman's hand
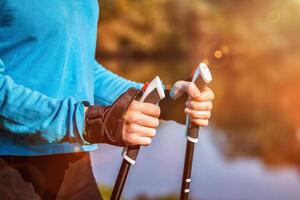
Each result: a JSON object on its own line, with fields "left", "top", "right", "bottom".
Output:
{"left": 170, "top": 81, "right": 214, "bottom": 126}
{"left": 122, "top": 100, "right": 161, "bottom": 146}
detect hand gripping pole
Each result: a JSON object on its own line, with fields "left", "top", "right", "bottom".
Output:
{"left": 180, "top": 63, "right": 212, "bottom": 200}
{"left": 111, "top": 76, "right": 165, "bottom": 200}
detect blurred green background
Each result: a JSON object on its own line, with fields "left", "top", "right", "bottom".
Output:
{"left": 93, "top": 0, "right": 300, "bottom": 199}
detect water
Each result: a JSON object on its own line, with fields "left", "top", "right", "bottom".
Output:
{"left": 91, "top": 121, "right": 300, "bottom": 200}
{"left": 94, "top": 4, "right": 300, "bottom": 196}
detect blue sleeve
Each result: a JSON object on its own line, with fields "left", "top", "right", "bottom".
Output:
{"left": 93, "top": 60, "right": 143, "bottom": 106}
{"left": 0, "top": 58, "right": 88, "bottom": 144}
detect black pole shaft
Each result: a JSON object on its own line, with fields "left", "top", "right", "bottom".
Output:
{"left": 111, "top": 160, "right": 131, "bottom": 200}
{"left": 111, "top": 84, "right": 163, "bottom": 199}
{"left": 180, "top": 141, "right": 195, "bottom": 200}
{"left": 180, "top": 63, "right": 211, "bottom": 199}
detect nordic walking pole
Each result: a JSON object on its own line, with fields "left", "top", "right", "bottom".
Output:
{"left": 111, "top": 76, "right": 165, "bottom": 200}
{"left": 180, "top": 63, "right": 212, "bottom": 200}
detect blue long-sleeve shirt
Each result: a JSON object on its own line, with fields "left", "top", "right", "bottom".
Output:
{"left": 0, "top": 0, "right": 142, "bottom": 155}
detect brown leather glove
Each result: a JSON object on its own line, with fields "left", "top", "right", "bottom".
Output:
{"left": 159, "top": 89, "right": 187, "bottom": 124}
{"left": 84, "top": 88, "right": 142, "bottom": 146}
{"left": 160, "top": 78, "right": 192, "bottom": 124}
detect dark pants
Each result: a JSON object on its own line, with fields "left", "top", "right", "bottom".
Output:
{"left": 0, "top": 152, "right": 103, "bottom": 200}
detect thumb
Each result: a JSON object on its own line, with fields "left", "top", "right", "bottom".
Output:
{"left": 170, "top": 81, "right": 200, "bottom": 100}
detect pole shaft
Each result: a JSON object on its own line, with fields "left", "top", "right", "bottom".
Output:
{"left": 180, "top": 63, "right": 212, "bottom": 199}
{"left": 111, "top": 78, "right": 165, "bottom": 199}
{"left": 111, "top": 160, "right": 131, "bottom": 200}
{"left": 180, "top": 141, "right": 195, "bottom": 200}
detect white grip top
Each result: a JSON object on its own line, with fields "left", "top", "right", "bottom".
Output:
{"left": 192, "top": 63, "right": 212, "bottom": 84}
{"left": 140, "top": 76, "right": 165, "bottom": 102}
{"left": 186, "top": 63, "right": 212, "bottom": 143}
{"left": 122, "top": 76, "right": 165, "bottom": 164}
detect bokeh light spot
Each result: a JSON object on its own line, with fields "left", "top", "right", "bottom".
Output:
{"left": 214, "top": 50, "right": 223, "bottom": 59}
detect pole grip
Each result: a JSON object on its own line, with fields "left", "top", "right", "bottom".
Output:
{"left": 186, "top": 63, "right": 212, "bottom": 143}
{"left": 181, "top": 63, "right": 213, "bottom": 199}
{"left": 122, "top": 76, "right": 165, "bottom": 165}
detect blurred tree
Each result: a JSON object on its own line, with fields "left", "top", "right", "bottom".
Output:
{"left": 96, "top": 0, "right": 300, "bottom": 169}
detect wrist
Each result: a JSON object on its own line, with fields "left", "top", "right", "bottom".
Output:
{"left": 83, "top": 106, "right": 89, "bottom": 136}
{"left": 84, "top": 88, "right": 141, "bottom": 146}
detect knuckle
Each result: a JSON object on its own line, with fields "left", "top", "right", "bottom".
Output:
{"left": 128, "top": 124, "right": 138, "bottom": 132}
{"left": 149, "top": 129, "right": 156, "bottom": 137}
{"left": 128, "top": 113, "right": 138, "bottom": 123}
{"left": 144, "top": 138, "right": 152, "bottom": 146}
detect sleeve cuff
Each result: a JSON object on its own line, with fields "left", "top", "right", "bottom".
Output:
{"left": 74, "top": 101, "right": 90, "bottom": 145}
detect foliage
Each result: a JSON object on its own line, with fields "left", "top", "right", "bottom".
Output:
{"left": 98, "top": 184, "right": 121, "bottom": 200}
{"left": 96, "top": 0, "right": 300, "bottom": 168}
{"left": 134, "top": 193, "right": 178, "bottom": 200}
{"left": 98, "top": 184, "right": 180, "bottom": 200}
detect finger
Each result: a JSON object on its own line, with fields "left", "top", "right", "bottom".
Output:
{"left": 125, "top": 100, "right": 141, "bottom": 121}
{"left": 136, "top": 136, "right": 152, "bottom": 146}
{"left": 140, "top": 102, "right": 161, "bottom": 118}
{"left": 185, "top": 109, "right": 211, "bottom": 119}
{"left": 182, "top": 82, "right": 201, "bottom": 99}
{"left": 128, "top": 134, "right": 152, "bottom": 146}
{"left": 127, "top": 124, "right": 156, "bottom": 138}
{"left": 170, "top": 81, "right": 187, "bottom": 99}
{"left": 125, "top": 109, "right": 160, "bottom": 128}
{"left": 135, "top": 113, "right": 160, "bottom": 128}
{"left": 185, "top": 101, "right": 213, "bottom": 111}
{"left": 190, "top": 119, "right": 209, "bottom": 127}
{"left": 192, "top": 87, "right": 214, "bottom": 101}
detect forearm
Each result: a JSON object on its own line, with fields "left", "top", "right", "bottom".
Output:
{"left": 84, "top": 88, "right": 141, "bottom": 146}
{"left": 93, "top": 61, "right": 142, "bottom": 105}
{"left": 0, "top": 59, "right": 87, "bottom": 144}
